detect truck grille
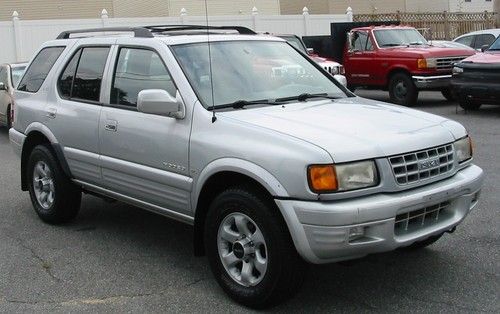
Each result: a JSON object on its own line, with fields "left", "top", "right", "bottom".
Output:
{"left": 394, "top": 201, "right": 451, "bottom": 235}
{"left": 436, "top": 56, "right": 468, "bottom": 70}
{"left": 389, "top": 144, "right": 454, "bottom": 185}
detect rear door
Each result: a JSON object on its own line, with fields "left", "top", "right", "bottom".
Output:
{"left": 46, "top": 38, "right": 113, "bottom": 185}
{"left": 0, "top": 66, "right": 9, "bottom": 125}
{"left": 98, "top": 39, "right": 192, "bottom": 216}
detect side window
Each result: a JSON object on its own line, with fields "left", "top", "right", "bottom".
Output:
{"left": 455, "top": 35, "right": 474, "bottom": 47}
{"left": 18, "top": 46, "right": 65, "bottom": 93}
{"left": 474, "top": 34, "right": 496, "bottom": 49}
{"left": 58, "top": 49, "right": 82, "bottom": 98}
{"left": 0, "top": 67, "right": 7, "bottom": 85}
{"left": 72, "top": 47, "right": 110, "bottom": 102}
{"left": 111, "top": 48, "right": 176, "bottom": 107}
{"left": 353, "top": 32, "right": 372, "bottom": 52}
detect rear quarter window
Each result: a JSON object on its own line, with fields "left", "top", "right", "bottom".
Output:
{"left": 18, "top": 46, "right": 65, "bottom": 93}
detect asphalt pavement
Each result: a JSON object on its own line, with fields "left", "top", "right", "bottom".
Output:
{"left": 0, "top": 90, "right": 498, "bottom": 313}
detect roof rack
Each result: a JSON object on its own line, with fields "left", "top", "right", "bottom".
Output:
{"left": 56, "top": 25, "right": 256, "bottom": 39}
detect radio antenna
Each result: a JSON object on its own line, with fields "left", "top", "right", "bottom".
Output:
{"left": 205, "top": 0, "right": 217, "bottom": 123}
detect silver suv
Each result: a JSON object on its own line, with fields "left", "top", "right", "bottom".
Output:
{"left": 9, "top": 25, "right": 484, "bottom": 308}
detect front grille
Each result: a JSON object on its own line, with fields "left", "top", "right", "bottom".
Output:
{"left": 436, "top": 56, "right": 468, "bottom": 70}
{"left": 394, "top": 201, "right": 451, "bottom": 235}
{"left": 389, "top": 144, "right": 454, "bottom": 185}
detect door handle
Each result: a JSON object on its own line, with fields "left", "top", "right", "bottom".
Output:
{"left": 46, "top": 108, "right": 57, "bottom": 119}
{"left": 104, "top": 120, "right": 118, "bottom": 132}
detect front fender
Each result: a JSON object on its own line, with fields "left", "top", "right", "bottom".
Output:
{"left": 191, "top": 158, "right": 290, "bottom": 211}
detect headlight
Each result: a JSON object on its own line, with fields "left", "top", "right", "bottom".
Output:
{"left": 417, "top": 58, "right": 437, "bottom": 69}
{"left": 308, "top": 161, "right": 378, "bottom": 193}
{"left": 454, "top": 136, "right": 473, "bottom": 163}
{"left": 452, "top": 66, "right": 464, "bottom": 75}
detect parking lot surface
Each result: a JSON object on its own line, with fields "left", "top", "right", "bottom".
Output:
{"left": 0, "top": 91, "right": 498, "bottom": 313}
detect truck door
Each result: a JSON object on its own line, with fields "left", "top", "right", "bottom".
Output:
{"left": 345, "top": 31, "right": 376, "bottom": 86}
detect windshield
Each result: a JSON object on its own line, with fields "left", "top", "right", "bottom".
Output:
{"left": 374, "top": 29, "right": 428, "bottom": 47}
{"left": 172, "top": 41, "right": 347, "bottom": 109}
{"left": 11, "top": 66, "right": 26, "bottom": 87}
{"left": 488, "top": 37, "right": 500, "bottom": 51}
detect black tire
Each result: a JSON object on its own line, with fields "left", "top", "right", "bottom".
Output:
{"left": 27, "top": 144, "right": 81, "bottom": 224}
{"left": 6, "top": 105, "right": 12, "bottom": 129}
{"left": 389, "top": 73, "right": 418, "bottom": 106}
{"left": 441, "top": 89, "right": 456, "bottom": 102}
{"left": 204, "top": 186, "right": 307, "bottom": 309}
{"left": 459, "top": 98, "right": 482, "bottom": 111}
{"left": 347, "top": 84, "right": 357, "bottom": 92}
{"left": 402, "top": 233, "right": 444, "bottom": 250}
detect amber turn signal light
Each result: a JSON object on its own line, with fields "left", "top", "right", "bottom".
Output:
{"left": 308, "top": 165, "right": 338, "bottom": 193}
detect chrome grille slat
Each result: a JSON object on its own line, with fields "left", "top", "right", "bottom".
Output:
{"left": 436, "top": 56, "right": 468, "bottom": 70}
{"left": 389, "top": 144, "right": 454, "bottom": 185}
{"left": 394, "top": 201, "right": 451, "bottom": 235}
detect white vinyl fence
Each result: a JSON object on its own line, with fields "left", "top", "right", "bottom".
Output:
{"left": 0, "top": 6, "right": 353, "bottom": 64}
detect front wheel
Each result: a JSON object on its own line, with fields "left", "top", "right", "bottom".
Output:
{"left": 6, "top": 105, "right": 12, "bottom": 129}
{"left": 204, "top": 187, "right": 307, "bottom": 309}
{"left": 441, "top": 89, "right": 456, "bottom": 102}
{"left": 27, "top": 144, "right": 81, "bottom": 224}
{"left": 389, "top": 73, "right": 418, "bottom": 106}
{"left": 459, "top": 98, "right": 482, "bottom": 110}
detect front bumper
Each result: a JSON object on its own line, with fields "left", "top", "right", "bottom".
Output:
{"left": 333, "top": 74, "right": 347, "bottom": 87}
{"left": 9, "top": 128, "right": 26, "bottom": 158}
{"left": 451, "top": 80, "right": 500, "bottom": 105}
{"left": 276, "top": 164, "right": 484, "bottom": 264}
{"left": 412, "top": 74, "right": 451, "bottom": 89}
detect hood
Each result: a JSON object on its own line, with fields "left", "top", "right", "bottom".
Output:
{"left": 220, "top": 98, "right": 465, "bottom": 163}
{"left": 462, "top": 51, "right": 500, "bottom": 64}
{"left": 380, "top": 46, "right": 475, "bottom": 58}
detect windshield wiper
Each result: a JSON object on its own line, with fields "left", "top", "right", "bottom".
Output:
{"left": 409, "top": 42, "right": 425, "bottom": 45}
{"left": 276, "top": 93, "right": 341, "bottom": 102}
{"left": 209, "top": 99, "right": 279, "bottom": 110}
{"left": 380, "top": 43, "right": 403, "bottom": 47}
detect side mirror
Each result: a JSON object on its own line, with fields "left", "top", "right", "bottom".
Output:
{"left": 347, "top": 32, "right": 355, "bottom": 53}
{"left": 0, "top": 82, "right": 6, "bottom": 91}
{"left": 137, "top": 89, "right": 185, "bottom": 119}
{"left": 481, "top": 44, "right": 489, "bottom": 52}
{"left": 306, "top": 47, "right": 314, "bottom": 55}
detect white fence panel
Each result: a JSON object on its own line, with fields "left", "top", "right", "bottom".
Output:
{"left": 0, "top": 22, "right": 16, "bottom": 64}
{"left": 0, "top": 9, "right": 351, "bottom": 64}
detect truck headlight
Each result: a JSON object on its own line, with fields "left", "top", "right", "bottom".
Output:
{"left": 308, "top": 161, "right": 378, "bottom": 193}
{"left": 454, "top": 136, "right": 473, "bottom": 163}
{"left": 452, "top": 66, "right": 464, "bottom": 75}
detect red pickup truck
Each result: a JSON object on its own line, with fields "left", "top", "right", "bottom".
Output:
{"left": 304, "top": 22, "right": 475, "bottom": 106}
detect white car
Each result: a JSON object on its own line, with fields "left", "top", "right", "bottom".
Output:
{"left": 0, "top": 62, "right": 27, "bottom": 128}
{"left": 453, "top": 29, "right": 500, "bottom": 51}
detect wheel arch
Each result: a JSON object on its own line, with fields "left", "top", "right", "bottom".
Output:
{"left": 192, "top": 159, "right": 289, "bottom": 256}
{"left": 21, "top": 124, "right": 71, "bottom": 190}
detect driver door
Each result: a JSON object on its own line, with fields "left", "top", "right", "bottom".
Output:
{"left": 346, "top": 31, "right": 377, "bottom": 86}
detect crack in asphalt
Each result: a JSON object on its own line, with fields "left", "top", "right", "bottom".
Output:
{"left": 6, "top": 234, "right": 61, "bottom": 283}
{"left": 2, "top": 277, "right": 210, "bottom": 306}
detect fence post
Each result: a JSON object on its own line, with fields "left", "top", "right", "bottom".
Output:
{"left": 302, "top": 7, "right": 309, "bottom": 36}
{"left": 346, "top": 7, "right": 353, "bottom": 22}
{"left": 12, "top": 11, "right": 22, "bottom": 62}
{"left": 180, "top": 8, "right": 187, "bottom": 25}
{"left": 101, "top": 9, "right": 109, "bottom": 27}
{"left": 443, "top": 11, "right": 450, "bottom": 40}
{"left": 252, "top": 7, "right": 259, "bottom": 31}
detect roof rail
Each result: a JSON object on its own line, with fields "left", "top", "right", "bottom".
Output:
{"left": 144, "top": 25, "right": 257, "bottom": 35}
{"left": 56, "top": 27, "right": 154, "bottom": 39}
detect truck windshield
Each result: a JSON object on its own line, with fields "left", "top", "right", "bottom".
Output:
{"left": 374, "top": 29, "right": 428, "bottom": 47}
{"left": 172, "top": 40, "right": 347, "bottom": 109}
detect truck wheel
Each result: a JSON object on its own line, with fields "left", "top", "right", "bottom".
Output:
{"left": 27, "top": 144, "right": 81, "bottom": 224}
{"left": 459, "top": 98, "right": 482, "bottom": 111}
{"left": 389, "top": 73, "right": 418, "bottom": 106}
{"left": 402, "top": 233, "right": 443, "bottom": 250}
{"left": 204, "top": 186, "right": 307, "bottom": 309}
{"left": 441, "top": 89, "right": 456, "bottom": 102}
